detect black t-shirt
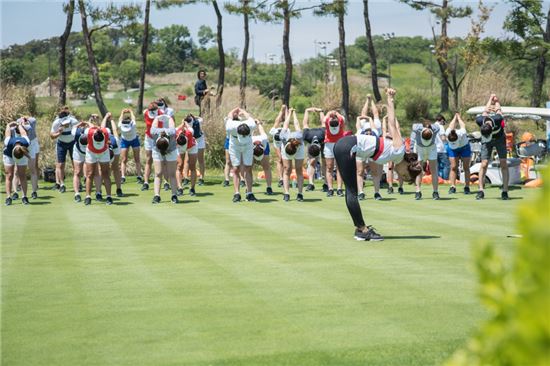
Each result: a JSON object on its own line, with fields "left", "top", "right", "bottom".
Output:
{"left": 476, "top": 114, "right": 504, "bottom": 139}
{"left": 303, "top": 127, "right": 325, "bottom": 145}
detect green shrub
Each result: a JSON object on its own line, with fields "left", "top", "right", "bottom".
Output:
{"left": 401, "top": 88, "right": 431, "bottom": 121}
{"left": 445, "top": 166, "right": 550, "bottom": 366}
{"left": 290, "top": 96, "right": 311, "bottom": 114}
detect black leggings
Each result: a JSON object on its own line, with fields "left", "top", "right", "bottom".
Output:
{"left": 334, "top": 135, "right": 364, "bottom": 228}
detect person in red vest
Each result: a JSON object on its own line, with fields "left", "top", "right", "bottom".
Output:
{"left": 323, "top": 110, "right": 346, "bottom": 197}
{"left": 84, "top": 125, "right": 112, "bottom": 205}
{"left": 142, "top": 102, "right": 164, "bottom": 191}
{"left": 175, "top": 119, "right": 198, "bottom": 197}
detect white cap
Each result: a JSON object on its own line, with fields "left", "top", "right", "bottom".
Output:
{"left": 329, "top": 125, "right": 340, "bottom": 135}
{"left": 61, "top": 118, "right": 71, "bottom": 127}
{"left": 92, "top": 137, "right": 104, "bottom": 150}
{"left": 120, "top": 122, "right": 132, "bottom": 133}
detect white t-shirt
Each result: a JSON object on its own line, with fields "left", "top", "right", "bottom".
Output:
{"left": 355, "top": 134, "right": 405, "bottom": 165}
{"left": 445, "top": 127, "right": 469, "bottom": 150}
{"left": 118, "top": 119, "right": 138, "bottom": 141}
{"left": 279, "top": 128, "right": 303, "bottom": 143}
{"left": 51, "top": 116, "right": 79, "bottom": 143}
{"left": 225, "top": 117, "right": 256, "bottom": 147}
{"left": 435, "top": 121, "right": 446, "bottom": 153}
{"left": 252, "top": 134, "right": 268, "bottom": 146}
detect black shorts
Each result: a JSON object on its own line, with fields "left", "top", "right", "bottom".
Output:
{"left": 481, "top": 133, "right": 506, "bottom": 160}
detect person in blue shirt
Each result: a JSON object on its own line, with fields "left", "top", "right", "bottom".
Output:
{"left": 194, "top": 70, "right": 208, "bottom": 116}
{"left": 3, "top": 122, "right": 31, "bottom": 205}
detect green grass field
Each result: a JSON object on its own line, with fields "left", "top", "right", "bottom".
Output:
{"left": 1, "top": 177, "right": 534, "bottom": 365}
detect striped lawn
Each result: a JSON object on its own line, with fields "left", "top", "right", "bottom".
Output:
{"left": 1, "top": 178, "right": 534, "bottom": 365}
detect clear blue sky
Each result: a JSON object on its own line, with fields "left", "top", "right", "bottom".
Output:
{"left": 1, "top": 1, "right": 547, "bottom": 61}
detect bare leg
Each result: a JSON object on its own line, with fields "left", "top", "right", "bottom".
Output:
{"left": 144, "top": 150, "right": 153, "bottom": 184}
{"left": 500, "top": 158, "right": 509, "bottom": 191}
{"left": 16, "top": 166, "right": 28, "bottom": 197}
{"left": 176, "top": 154, "right": 184, "bottom": 189}
{"left": 261, "top": 156, "right": 272, "bottom": 188}
{"left": 283, "top": 159, "right": 292, "bottom": 194}
{"left": 449, "top": 157, "right": 458, "bottom": 187}
{"left": 356, "top": 161, "right": 365, "bottom": 194}
{"left": 5, "top": 165, "right": 14, "bottom": 197}
{"left": 100, "top": 162, "right": 111, "bottom": 196}
{"left": 478, "top": 159, "right": 489, "bottom": 191}
{"left": 198, "top": 148, "right": 205, "bottom": 180}
{"left": 153, "top": 160, "right": 163, "bottom": 196}
{"left": 244, "top": 165, "right": 253, "bottom": 194}
{"left": 326, "top": 158, "right": 335, "bottom": 190}
{"left": 224, "top": 150, "right": 232, "bottom": 182}
{"left": 166, "top": 161, "right": 178, "bottom": 196}
{"left": 462, "top": 157, "right": 471, "bottom": 188}
{"left": 111, "top": 155, "right": 121, "bottom": 190}
{"left": 307, "top": 158, "right": 316, "bottom": 185}
{"left": 188, "top": 153, "right": 198, "bottom": 189}
{"left": 295, "top": 159, "right": 304, "bottom": 194}
{"left": 429, "top": 159, "right": 439, "bottom": 192}
{"left": 73, "top": 161, "right": 83, "bottom": 194}
{"left": 120, "top": 148, "right": 129, "bottom": 179}
{"left": 133, "top": 147, "right": 142, "bottom": 177}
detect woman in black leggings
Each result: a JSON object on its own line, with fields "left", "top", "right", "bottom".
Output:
{"left": 334, "top": 88, "right": 422, "bottom": 241}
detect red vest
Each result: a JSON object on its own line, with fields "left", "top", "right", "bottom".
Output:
{"left": 324, "top": 115, "right": 345, "bottom": 143}
{"left": 144, "top": 109, "right": 164, "bottom": 138}
{"left": 176, "top": 127, "right": 196, "bottom": 149}
{"left": 87, "top": 127, "right": 109, "bottom": 154}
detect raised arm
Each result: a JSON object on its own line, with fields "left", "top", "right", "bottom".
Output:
{"left": 282, "top": 108, "right": 293, "bottom": 130}
{"left": 5, "top": 122, "right": 17, "bottom": 139}
{"left": 361, "top": 94, "right": 371, "bottom": 116}
{"left": 457, "top": 113, "right": 466, "bottom": 130}
{"left": 227, "top": 107, "right": 240, "bottom": 119}
{"left": 292, "top": 109, "right": 301, "bottom": 131}
{"left": 273, "top": 105, "right": 286, "bottom": 130}
{"left": 371, "top": 98, "right": 380, "bottom": 119}
{"left": 385, "top": 88, "right": 402, "bottom": 149}
{"left": 100, "top": 112, "right": 112, "bottom": 128}
{"left": 382, "top": 115, "right": 388, "bottom": 137}
{"left": 448, "top": 113, "right": 458, "bottom": 131}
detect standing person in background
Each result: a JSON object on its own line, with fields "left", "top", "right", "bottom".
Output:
{"left": 194, "top": 70, "right": 208, "bottom": 116}
{"left": 225, "top": 107, "right": 258, "bottom": 202}
{"left": 269, "top": 104, "right": 288, "bottom": 189}
{"left": 3, "top": 122, "right": 30, "bottom": 206}
{"left": 475, "top": 93, "right": 509, "bottom": 200}
{"left": 142, "top": 102, "right": 164, "bottom": 191}
{"left": 302, "top": 107, "right": 327, "bottom": 192}
{"left": 280, "top": 109, "right": 306, "bottom": 202}
{"left": 251, "top": 120, "right": 274, "bottom": 195}
{"left": 323, "top": 110, "right": 346, "bottom": 197}
{"left": 435, "top": 114, "right": 450, "bottom": 180}
{"left": 118, "top": 108, "right": 143, "bottom": 184}
{"left": 446, "top": 112, "right": 472, "bottom": 195}
{"left": 50, "top": 106, "right": 79, "bottom": 193}
{"left": 410, "top": 119, "right": 441, "bottom": 200}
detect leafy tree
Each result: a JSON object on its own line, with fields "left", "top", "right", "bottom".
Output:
{"left": 58, "top": 0, "right": 75, "bottom": 106}
{"left": 197, "top": 25, "right": 215, "bottom": 49}
{"left": 445, "top": 166, "right": 550, "bottom": 366}
{"left": 117, "top": 59, "right": 141, "bottom": 90}
{"left": 157, "top": 25, "right": 195, "bottom": 72}
{"left": 248, "top": 63, "right": 285, "bottom": 99}
{"left": 504, "top": 1, "right": 549, "bottom": 107}
{"left": 146, "top": 52, "right": 162, "bottom": 74}
{"left": 68, "top": 71, "right": 94, "bottom": 98}
{"left": 0, "top": 58, "right": 24, "bottom": 84}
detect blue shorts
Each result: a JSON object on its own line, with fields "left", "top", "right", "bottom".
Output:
{"left": 447, "top": 143, "right": 472, "bottom": 158}
{"left": 224, "top": 137, "right": 229, "bottom": 150}
{"left": 264, "top": 141, "right": 270, "bottom": 156}
{"left": 120, "top": 136, "right": 140, "bottom": 149}
{"left": 56, "top": 140, "right": 75, "bottom": 163}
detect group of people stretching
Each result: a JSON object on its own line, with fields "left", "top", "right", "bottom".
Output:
{"left": 3, "top": 90, "right": 511, "bottom": 241}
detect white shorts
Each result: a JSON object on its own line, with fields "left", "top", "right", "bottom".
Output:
{"left": 3, "top": 154, "right": 28, "bottom": 166}
{"left": 196, "top": 136, "right": 206, "bottom": 149}
{"left": 29, "top": 138, "right": 40, "bottom": 159}
{"left": 144, "top": 135, "right": 154, "bottom": 151}
{"left": 414, "top": 144, "right": 437, "bottom": 161}
{"left": 323, "top": 142, "right": 336, "bottom": 159}
{"left": 153, "top": 149, "right": 178, "bottom": 162}
{"left": 73, "top": 148, "right": 86, "bottom": 163}
{"left": 85, "top": 149, "right": 110, "bottom": 164}
{"left": 282, "top": 143, "right": 305, "bottom": 160}
{"left": 229, "top": 143, "right": 253, "bottom": 166}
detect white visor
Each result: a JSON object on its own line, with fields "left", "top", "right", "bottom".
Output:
{"left": 329, "top": 125, "right": 340, "bottom": 135}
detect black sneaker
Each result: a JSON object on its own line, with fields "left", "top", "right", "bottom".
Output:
{"left": 189, "top": 188, "right": 196, "bottom": 196}
{"left": 387, "top": 186, "right": 394, "bottom": 194}
{"left": 327, "top": 189, "right": 334, "bottom": 197}
{"left": 171, "top": 195, "right": 179, "bottom": 204}
{"left": 183, "top": 178, "right": 190, "bottom": 186}
{"left": 296, "top": 193, "right": 304, "bottom": 202}
{"left": 116, "top": 188, "right": 123, "bottom": 197}
{"left": 74, "top": 194, "right": 81, "bottom": 203}
{"left": 177, "top": 188, "right": 184, "bottom": 196}
{"left": 11, "top": 192, "right": 19, "bottom": 200}
{"left": 54, "top": 183, "right": 60, "bottom": 191}
{"left": 398, "top": 187, "right": 404, "bottom": 195}
{"left": 358, "top": 192, "right": 365, "bottom": 200}
{"left": 278, "top": 179, "right": 284, "bottom": 188}
{"left": 322, "top": 183, "right": 329, "bottom": 192}
{"left": 152, "top": 195, "right": 161, "bottom": 204}
{"left": 415, "top": 191, "right": 422, "bottom": 200}
{"left": 163, "top": 182, "right": 170, "bottom": 191}
{"left": 432, "top": 191, "right": 440, "bottom": 200}
{"left": 141, "top": 182, "right": 149, "bottom": 191}
{"left": 283, "top": 193, "right": 290, "bottom": 202}
{"left": 84, "top": 197, "right": 92, "bottom": 205}
{"left": 22, "top": 197, "right": 29, "bottom": 205}
{"left": 240, "top": 180, "right": 246, "bottom": 188}
{"left": 31, "top": 191, "right": 38, "bottom": 199}
{"left": 223, "top": 180, "right": 230, "bottom": 187}
{"left": 96, "top": 193, "right": 103, "bottom": 201}
{"left": 106, "top": 196, "right": 113, "bottom": 205}
{"left": 59, "top": 185, "right": 66, "bottom": 193}
{"left": 374, "top": 192, "right": 382, "bottom": 200}
{"left": 232, "top": 193, "right": 242, "bottom": 203}
{"left": 464, "top": 186, "right": 471, "bottom": 195}
{"left": 476, "top": 191, "right": 485, "bottom": 200}
{"left": 121, "top": 176, "right": 126, "bottom": 184}
{"left": 198, "top": 178, "right": 205, "bottom": 186}
{"left": 449, "top": 186, "right": 456, "bottom": 194}
{"left": 5, "top": 197, "right": 12, "bottom": 206}
{"left": 305, "top": 184, "right": 315, "bottom": 192}
{"left": 501, "top": 191, "right": 509, "bottom": 200}
{"left": 246, "top": 193, "right": 258, "bottom": 202}
{"left": 266, "top": 187, "right": 273, "bottom": 195}
{"left": 354, "top": 226, "right": 384, "bottom": 241}
{"left": 136, "top": 176, "right": 144, "bottom": 184}
{"left": 337, "top": 189, "right": 344, "bottom": 197}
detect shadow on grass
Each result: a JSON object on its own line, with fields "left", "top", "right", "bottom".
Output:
{"left": 195, "top": 192, "right": 213, "bottom": 197}
{"left": 257, "top": 198, "right": 278, "bottom": 203}
{"left": 378, "top": 198, "right": 396, "bottom": 201}
{"left": 181, "top": 200, "right": 200, "bottom": 204}
{"left": 30, "top": 201, "right": 52, "bottom": 205}
{"left": 384, "top": 235, "right": 441, "bottom": 240}
{"left": 436, "top": 197, "right": 457, "bottom": 201}
{"left": 302, "top": 198, "right": 323, "bottom": 202}
{"left": 36, "top": 196, "right": 54, "bottom": 200}
{"left": 123, "top": 193, "right": 139, "bottom": 197}
{"left": 113, "top": 202, "right": 134, "bottom": 206}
